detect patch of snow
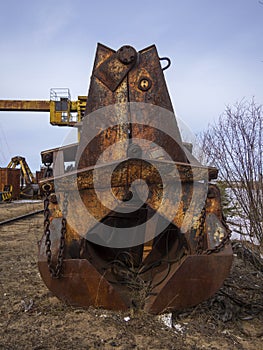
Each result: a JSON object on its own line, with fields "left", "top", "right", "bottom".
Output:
{"left": 174, "top": 323, "right": 184, "bottom": 334}
{"left": 157, "top": 313, "right": 173, "bottom": 328}
{"left": 21, "top": 299, "right": 34, "bottom": 312}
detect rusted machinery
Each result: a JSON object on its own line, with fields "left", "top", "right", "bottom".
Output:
{"left": 37, "top": 44, "right": 233, "bottom": 314}
{"left": 0, "top": 167, "right": 20, "bottom": 201}
{"left": 2, "top": 44, "right": 233, "bottom": 313}
{"left": 0, "top": 185, "right": 12, "bottom": 202}
{"left": 7, "top": 156, "right": 39, "bottom": 198}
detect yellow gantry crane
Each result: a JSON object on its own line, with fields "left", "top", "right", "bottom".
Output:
{"left": 0, "top": 88, "right": 87, "bottom": 127}
{"left": 0, "top": 89, "right": 87, "bottom": 198}
{"left": 7, "top": 156, "right": 37, "bottom": 185}
{"left": 6, "top": 156, "right": 39, "bottom": 198}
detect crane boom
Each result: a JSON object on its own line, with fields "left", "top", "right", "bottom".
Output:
{"left": 0, "top": 89, "right": 87, "bottom": 126}
{"left": 0, "top": 100, "right": 50, "bottom": 112}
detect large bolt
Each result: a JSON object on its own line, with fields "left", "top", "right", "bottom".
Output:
{"left": 138, "top": 77, "right": 152, "bottom": 91}
{"left": 117, "top": 45, "right": 137, "bottom": 65}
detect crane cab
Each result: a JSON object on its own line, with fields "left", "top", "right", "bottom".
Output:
{"left": 49, "top": 88, "right": 86, "bottom": 126}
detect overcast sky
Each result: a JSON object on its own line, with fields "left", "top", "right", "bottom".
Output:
{"left": 0, "top": 0, "right": 262, "bottom": 171}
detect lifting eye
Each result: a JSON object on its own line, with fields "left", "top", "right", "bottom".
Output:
{"left": 159, "top": 57, "right": 171, "bottom": 71}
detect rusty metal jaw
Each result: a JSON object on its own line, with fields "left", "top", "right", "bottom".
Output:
{"left": 38, "top": 43, "right": 233, "bottom": 313}
{"left": 38, "top": 180, "right": 232, "bottom": 314}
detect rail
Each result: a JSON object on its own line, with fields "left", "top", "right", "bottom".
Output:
{"left": 0, "top": 209, "right": 44, "bottom": 226}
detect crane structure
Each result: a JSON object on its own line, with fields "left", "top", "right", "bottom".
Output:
{"left": 0, "top": 88, "right": 87, "bottom": 127}
{"left": 7, "top": 156, "right": 37, "bottom": 186}
{"left": 6, "top": 156, "right": 39, "bottom": 198}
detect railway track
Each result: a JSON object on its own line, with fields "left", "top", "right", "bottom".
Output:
{"left": 0, "top": 209, "right": 44, "bottom": 226}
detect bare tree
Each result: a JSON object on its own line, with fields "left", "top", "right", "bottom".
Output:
{"left": 199, "top": 99, "right": 263, "bottom": 247}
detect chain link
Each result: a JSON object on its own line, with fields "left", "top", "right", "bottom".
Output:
{"left": 195, "top": 186, "right": 231, "bottom": 255}
{"left": 43, "top": 184, "right": 68, "bottom": 278}
{"left": 44, "top": 162, "right": 53, "bottom": 178}
{"left": 43, "top": 184, "right": 52, "bottom": 273}
{"left": 195, "top": 205, "right": 206, "bottom": 254}
{"left": 202, "top": 216, "right": 231, "bottom": 255}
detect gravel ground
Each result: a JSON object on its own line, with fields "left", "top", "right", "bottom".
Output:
{"left": 0, "top": 201, "right": 262, "bottom": 349}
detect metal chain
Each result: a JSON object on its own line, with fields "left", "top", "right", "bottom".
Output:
{"left": 43, "top": 185, "right": 68, "bottom": 278}
{"left": 56, "top": 192, "right": 68, "bottom": 276}
{"left": 195, "top": 205, "right": 206, "bottom": 254}
{"left": 196, "top": 185, "right": 231, "bottom": 255}
{"left": 44, "top": 163, "right": 53, "bottom": 178}
{"left": 43, "top": 184, "right": 53, "bottom": 274}
{"left": 203, "top": 216, "right": 231, "bottom": 255}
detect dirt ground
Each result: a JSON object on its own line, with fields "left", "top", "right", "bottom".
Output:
{"left": 0, "top": 201, "right": 262, "bottom": 350}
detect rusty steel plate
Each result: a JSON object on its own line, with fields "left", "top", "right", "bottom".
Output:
{"left": 145, "top": 244, "right": 233, "bottom": 314}
{"left": 38, "top": 259, "right": 128, "bottom": 311}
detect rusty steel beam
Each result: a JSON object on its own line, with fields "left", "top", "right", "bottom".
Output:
{"left": 0, "top": 100, "right": 50, "bottom": 112}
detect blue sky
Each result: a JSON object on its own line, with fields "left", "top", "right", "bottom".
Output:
{"left": 0, "top": 0, "right": 262, "bottom": 171}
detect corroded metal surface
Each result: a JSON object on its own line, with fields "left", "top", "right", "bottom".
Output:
{"left": 0, "top": 168, "right": 20, "bottom": 199}
{"left": 38, "top": 43, "right": 233, "bottom": 314}
{"left": 145, "top": 245, "right": 233, "bottom": 313}
{"left": 38, "top": 259, "right": 128, "bottom": 310}
{"left": 0, "top": 100, "right": 50, "bottom": 111}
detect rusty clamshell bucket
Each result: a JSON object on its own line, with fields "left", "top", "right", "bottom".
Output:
{"left": 38, "top": 44, "right": 232, "bottom": 314}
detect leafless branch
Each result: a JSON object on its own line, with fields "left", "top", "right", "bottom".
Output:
{"left": 199, "top": 99, "right": 263, "bottom": 246}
